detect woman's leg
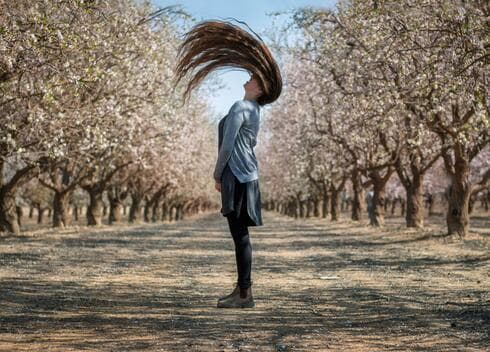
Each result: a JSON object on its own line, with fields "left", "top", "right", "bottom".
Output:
{"left": 226, "top": 212, "right": 252, "bottom": 289}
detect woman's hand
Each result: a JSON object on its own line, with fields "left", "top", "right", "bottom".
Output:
{"left": 215, "top": 180, "right": 221, "bottom": 192}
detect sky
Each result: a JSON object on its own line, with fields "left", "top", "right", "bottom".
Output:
{"left": 153, "top": 0, "right": 337, "bottom": 118}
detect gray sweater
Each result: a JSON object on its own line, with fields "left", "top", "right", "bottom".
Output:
{"left": 213, "top": 99, "right": 261, "bottom": 183}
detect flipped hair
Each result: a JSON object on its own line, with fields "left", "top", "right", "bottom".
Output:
{"left": 173, "top": 20, "right": 282, "bottom": 106}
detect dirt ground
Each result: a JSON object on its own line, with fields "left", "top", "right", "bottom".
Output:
{"left": 0, "top": 210, "right": 489, "bottom": 351}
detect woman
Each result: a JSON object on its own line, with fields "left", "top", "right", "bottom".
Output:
{"left": 174, "top": 20, "right": 282, "bottom": 308}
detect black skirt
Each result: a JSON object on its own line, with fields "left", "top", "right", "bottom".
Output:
{"left": 220, "top": 163, "right": 263, "bottom": 226}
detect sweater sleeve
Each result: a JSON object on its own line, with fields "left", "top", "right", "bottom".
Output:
{"left": 213, "top": 102, "right": 247, "bottom": 182}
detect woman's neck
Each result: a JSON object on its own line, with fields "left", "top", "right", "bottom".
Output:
{"left": 243, "top": 92, "right": 259, "bottom": 102}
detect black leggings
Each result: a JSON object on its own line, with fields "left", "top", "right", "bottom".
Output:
{"left": 226, "top": 211, "right": 253, "bottom": 289}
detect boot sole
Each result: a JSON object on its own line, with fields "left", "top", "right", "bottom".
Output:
{"left": 217, "top": 299, "right": 255, "bottom": 308}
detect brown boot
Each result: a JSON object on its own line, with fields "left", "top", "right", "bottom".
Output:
{"left": 217, "top": 285, "right": 254, "bottom": 308}
{"left": 218, "top": 282, "right": 240, "bottom": 302}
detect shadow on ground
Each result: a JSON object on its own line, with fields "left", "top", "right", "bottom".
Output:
{"left": 0, "top": 211, "right": 488, "bottom": 351}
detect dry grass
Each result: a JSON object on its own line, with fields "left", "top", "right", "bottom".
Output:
{"left": 0, "top": 210, "right": 489, "bottom": 351}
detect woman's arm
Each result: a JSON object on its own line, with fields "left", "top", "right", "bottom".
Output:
{"left": 213, "top": 102, "right": 248, "bottom": 182}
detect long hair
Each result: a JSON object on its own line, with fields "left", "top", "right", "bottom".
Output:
{"left": 173, "top": 20, "right": 282, "bottom": 106}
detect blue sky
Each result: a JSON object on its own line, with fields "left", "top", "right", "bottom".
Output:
{"left": 153, "top": 0, "right": 336, "bottom": 118}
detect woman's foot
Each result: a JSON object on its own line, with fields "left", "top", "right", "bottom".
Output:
{"left": 217, "top": 286, "right": 254, "bottom": 308}
{"left": 218, "top": 282, "right": 240, "bottom": 302}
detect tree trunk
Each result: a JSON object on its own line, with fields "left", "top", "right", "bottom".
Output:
{"left": 168, "top": 206, "right": 174, "bottom": 221}
{"left": 146, "top": 188, "right": 164, "bottom": 223}
{"left": 405, "top": 175, "right": 424, "bottom": 228}
{"left": 162, "top": 203, "right": 169, "bottom": 221}
{"left": 171, "top": 205, "right": 176, "bottom": 221}
{"left": 152, "top": 198, "right": 163, "bottom": 222}
{"left": 351, "top": 169, "right": 362, "bottom": 221}
{"left": 446, "top": 172, "right": 471, "bottom": 237}
{"left": 391, "top": 198, "right": 397, "bottom": 215}
{"left": 73, "top": 206, "right": 79, "bottom": 222}
{"left": 129, "top": 193, "right": 143, "bottom": 223}
{"left": 372, "top": 185, "right": 385, "bottom": 226}
{"left": 298, "top": 199, "right": 305, "bottom": 218}
{"left": 305, "top": 199, "right": 312, "bottom": 218}
{"left": 86, "top": 190, "right": 104, "bottom": 226}
{"left": 16, "top": 206, "right": 23, "bottom": 229}
{"left": 0, "top": 162, "right": 37, "bottom": 235}
{"left": 368, "top": 169, "right": 394, "bottom": 227}
{"left": 468, "top": 194, "right": 478, "bottom": 214}
{"left": 176, "top": 204, "right": 184, "bottom": 220}
{"left": 37, "top": 206, "right": 45, "bottom": 224}
{"left": 371, "top": 183, "right": 386, "bottom": 226}
{"left": 330, "top": 189, "right": 340, "bottom": 221}
{"left": 107, "top": 185, "right": 128, "bottom": 224}
{"left": 427, "top": 194, "right": 435, "bottom": 216}
{"left": 330, "top": 177, "right": 346, "bottom": 221}
{"left": 109, "top": 202, "right": 123, "bottom": 224}
{"left": 313, "top": 198, "right": 320, "bottom": 217}
{"left": 143, "top": 200, "right": 151, "bottom": 222}
{"left": 321, "top": 186, "right": 329, "bottom": 218}
{"left": 0, "top": 187, "right": 20, "bottom": 235}
{"left": 53, "top": 191, "right": 71, "bottom": 228}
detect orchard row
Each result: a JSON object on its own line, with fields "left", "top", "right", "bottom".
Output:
{"left": 258, "top": 0, "right": 489, "bottom": 236}
{"left": 0, "top": 0, "right": 217, "bottom": 234}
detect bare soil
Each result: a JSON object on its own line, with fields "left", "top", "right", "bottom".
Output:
{"left": 0, "top": 211, "right": 489, "bottom": 351}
